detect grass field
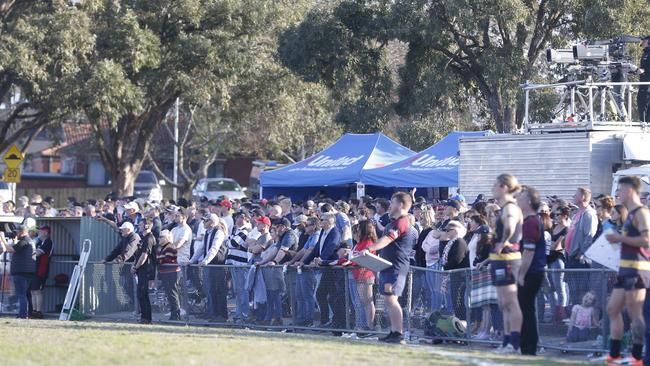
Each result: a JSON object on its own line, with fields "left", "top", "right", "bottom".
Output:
{"left": 1, "top": 318, "right": 591, "bottom": 366}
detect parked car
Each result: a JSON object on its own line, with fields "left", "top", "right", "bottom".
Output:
{"left": 192, "top": 178, "right": 247, "bottom": 201}
{"left": 133, "top": 170, "right": 165, "bottom": 202}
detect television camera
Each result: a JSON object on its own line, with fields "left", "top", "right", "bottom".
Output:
{"left": 546, "top": 36, "right": 642, "bottom": 81}
{"left": 543, "top": 36, "right": 645, "bottom": 123}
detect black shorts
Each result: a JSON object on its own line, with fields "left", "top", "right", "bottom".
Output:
{"left": 29, "top": 276, "right": 47, "bottom": 291}
{"left": 378, "top": 271, "right": 407, "bottom": 297}
{"left": 613, "top": 275, "right": 646, "bottom": 291}
{"left": 490, "top": 259, "right": 521, "bottom": 287}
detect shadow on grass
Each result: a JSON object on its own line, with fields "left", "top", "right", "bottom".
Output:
{"left": 0, "top": 316, "right": 371, "bottom": 346}
{"left": 0, "top": 316, "right": 588, "bottom": 365}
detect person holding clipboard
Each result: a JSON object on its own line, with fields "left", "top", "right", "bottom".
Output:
{"left": 360, "top": 192, "right": 414, "bottom": 344}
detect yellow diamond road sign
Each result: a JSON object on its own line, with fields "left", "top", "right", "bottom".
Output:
{"left": 3, "top": 167, "right": 20, "bottom": 183}
{"left": 3, "top": 144, "right": 24, "bottom": 169}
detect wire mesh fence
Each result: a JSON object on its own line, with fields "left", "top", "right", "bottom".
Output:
{"left": 0, "top": 259, "right": 623, "bottom": 353}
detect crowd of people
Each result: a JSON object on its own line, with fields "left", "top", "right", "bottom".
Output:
{"left": 1, "top": 175, "right": 650, "bottom": 362}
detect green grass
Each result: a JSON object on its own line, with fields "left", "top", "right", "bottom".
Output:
{"left": 0, "top": 318, "right": 589, "bottom": 366}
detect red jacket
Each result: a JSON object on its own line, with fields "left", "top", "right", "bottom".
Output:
{"left": 351, "top": 239, "right": 376, "bottom": 281}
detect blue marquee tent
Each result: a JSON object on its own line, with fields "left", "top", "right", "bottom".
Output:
{"left": 360, "top": 131, "right": 492, "bottom": 188}
{"left": 260, "top": 133, "right": 414, "bottom": 199}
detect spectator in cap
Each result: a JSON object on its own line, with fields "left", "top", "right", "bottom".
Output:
{"left": 441, "top": 220, "right": 469, "bottom": 320}
{"left": 131, "top": 218, "right": 156, "bottom": 324}
{"left": 243, "top": 209, "right": 265, "bottom": 250}
{"left": 247, "top": 216, "right": 273, "bottom": 322}
{"left": 163, "top": 205, "right": 179, "bottom": 231}
{"left": 0, "top": 225, "right": 34, "bottom": 318}
{"left": 289, "top": 216, "right": 322, "bottom": 326}
{"left": 104, "top": 222, "right": 140, "bottom": 263}
{"left": 29, "top": 226, "right": 53, "bottom": 319}
{"left": 196, "top": 214, "right": 229, "bottom": 322}
{"left": 217, "top": 199, "right": 234, "bottom": 233}
{"left": 96, "top": 201, "right": 142, "bottom": 233}
{"left": 302, "top": 200, "right": 316, "bottom": 216}
{"left": 156, "top": 229, "right": 182, "bottom": 321}
{"left": 186, "top": 208, "right": 206, "bottom": 300}
{"left": 257, "top": 217, "right": 297, "bottom": 326}
{"left": 144, "top": 206, "right": 163, "bottom": 242}
{"left": 226, "top": 211, "right": 252, "bottom": 322}
{"left": 104, "top": 221, "right": 141, "bottom": 307}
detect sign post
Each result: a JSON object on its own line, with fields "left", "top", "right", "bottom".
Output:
{"left": 356, "top": 182, "right": 365, "bottom": 200}
{"left": 2, "top": 144, "right": 24, "bottom": 184}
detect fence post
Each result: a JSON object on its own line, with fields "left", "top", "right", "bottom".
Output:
{"left": 80, "top": 262, "right": 85, "bottom": 315}
{"left": 183, "top": 265, "right": 190, "bottom": 326}
{"left": 465, "top": 268, "right": 472, "bottom": 344}
{"left": 406, "top": 270, "right": 413, "bottom": 341}
{"left": 601, "top": 267, "right": 609, "bottom": 348}
{"left": 133, "top": 264, "right": 138, "bottom": 320}
{"left": 344, "top": 266, "right": 351, "bottom": 331}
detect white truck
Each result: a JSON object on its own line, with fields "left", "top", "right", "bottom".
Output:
{"left": 459, "top": 130, "right": 650, "bottom": 200}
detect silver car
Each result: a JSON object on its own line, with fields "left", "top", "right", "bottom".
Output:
{"left": 192, "top": 178, "right": 247, "bottom": 201}
{"left": 133, "top": 170, "right": 164, "bottom": 202}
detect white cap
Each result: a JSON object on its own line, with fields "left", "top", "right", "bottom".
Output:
{"left": 205, "top": 213, "right": 220, "bottom": 223}
{"left": 119, "top": 222, "right": 135, "bottom": 232}
{"left": 124, "top": 202, "right": 139, "bottom": 212}
{"left": 445, "top": 220, "right": 467, "bottom": 238}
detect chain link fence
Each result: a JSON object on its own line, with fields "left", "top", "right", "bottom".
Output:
{"left": 0, "top": 259, "right": 623, "bottom": 353}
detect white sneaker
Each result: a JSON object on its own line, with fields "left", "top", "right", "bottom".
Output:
{"left": 473, "top": 331, "right": 490, "bottom": 340}
{"left": 493, "top": 344, "right": 516, "bottom": 354}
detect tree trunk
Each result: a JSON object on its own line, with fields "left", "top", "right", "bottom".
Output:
{"left": 92, "top": 95, "right": 177, "bottom": 197}
{"left": 179, "top": 181, "right": 195, "bottom": 200}
{"left": 503, "top": 104, "right": 515, "bottom": 133}
{"left": 110, "top": 162, "right": 141, "bottom": 197}
{"left": 485, "top": 91, "right": 505, "bottom": 133}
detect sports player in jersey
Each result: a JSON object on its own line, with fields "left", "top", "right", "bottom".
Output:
{"left": 363, "top": 192, "right": 413, "bottom": 344}
{"left": 490, "top": 174, "right": 524, "bottom": 353}
{"left": 605, "top": 176, "right": 650, "bottom": 365}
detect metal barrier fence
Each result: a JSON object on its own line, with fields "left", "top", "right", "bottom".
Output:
{"left": 1, "top": 261, "right": 620, "bottom": 353}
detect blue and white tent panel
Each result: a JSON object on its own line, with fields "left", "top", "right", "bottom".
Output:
{"left": 260, "top": 133, "right": 414, "bottom": 188}
{"left": 360, "top": 131, "right": 492, "bottom": 188}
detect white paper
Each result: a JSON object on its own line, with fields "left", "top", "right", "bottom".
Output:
{"left": 584, "top": 230, "right": 620, "bottom": 271}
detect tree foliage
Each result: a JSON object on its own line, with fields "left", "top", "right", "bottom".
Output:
{"left": 278, "top": 0, "right": 650, "bottom": 134}
{"left": 0, "top": 1, "right": 93, "bottom": 153}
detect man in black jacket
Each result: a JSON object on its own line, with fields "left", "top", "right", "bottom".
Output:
{"left": 131, "top": 219, "right": 156, "bottom": 324}
{"left": 104, "top": 221, "right": 141, "bottom": 307}
{"left": 302, "top": 214, "right": 344, "bottom": 331}
{"left": 0, "top": 225, "right": 35, "bottom": 319}
{"left": 442, "top": 220, "right": 469, "bottom": 321}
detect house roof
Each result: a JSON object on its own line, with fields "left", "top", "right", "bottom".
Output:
{"left": 38, "top": 123, "right": 96, "bottom": 157}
